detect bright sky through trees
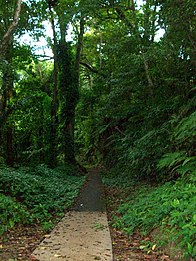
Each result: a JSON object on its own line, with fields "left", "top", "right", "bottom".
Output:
{"left": 18, "top": 0, "right": 164, "bottom": 58}
{"left": 0, "top": 1, "right": 195, "bottom": 258}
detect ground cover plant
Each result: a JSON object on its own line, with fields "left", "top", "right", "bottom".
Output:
{"left": 0, "top": 0, "right": 195, "bottom": 260}
{"left": 0, "top": 164, "right": 85, "bottom": 234}
{"left": 103, "top": 171, "right": 196, "bottom": 260}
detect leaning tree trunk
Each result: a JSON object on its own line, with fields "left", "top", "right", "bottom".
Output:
{"left": 0, "top": 0, "right": 23, "bottom": 166}
{"left": 0, "top": 0, "right": 22, "bottom": 56}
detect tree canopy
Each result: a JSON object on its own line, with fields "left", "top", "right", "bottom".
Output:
{"left": 0, "top": 0, "right": 195, "bottom": 258}
{"left": 0, "top": 0, "right": 195, "bottom": 173}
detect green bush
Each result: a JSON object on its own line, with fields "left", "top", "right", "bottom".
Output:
{"left": 174, "top": 111, "right": 196, "bottom": 145}
{"left": 158, "top": 152, "right": 196, "bottom": 179}
{"left": 0, "top": 194, "right": 31, "bottom": 234}
{"left": 110, "top": 174, "right": 196, "bottom": 259}
{"left": 0, "top": 164, "right": 85, "bottom": 234}
{"left": 158, "top": 111, "right": 196, "bottom": 180}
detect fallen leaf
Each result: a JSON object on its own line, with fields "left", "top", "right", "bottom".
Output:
{"left": 39, "top": 246, "right": 47, "bottom": 250}
{"left": 161, "top": 255, "right": 170, "bottom": 260}
{"left": 44, "top": 234, "right": 51, "bottom": 238}
{"left": 152, "top": 244, "right": 156, "bottom": 251}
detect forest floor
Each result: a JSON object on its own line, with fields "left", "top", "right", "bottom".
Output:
{"left": 105, "top": 186, "right": 172, "bottom": 261}
{"left": 0, "top": 168, "right": 172, "bottom": 260}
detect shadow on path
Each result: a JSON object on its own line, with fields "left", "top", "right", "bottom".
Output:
{"left": 72, "top": 168, "right": 106, "bottom": 212}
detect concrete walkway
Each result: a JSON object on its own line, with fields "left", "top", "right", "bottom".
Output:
{"left": 32, "top": 169, "right": 113, "bottom": 261}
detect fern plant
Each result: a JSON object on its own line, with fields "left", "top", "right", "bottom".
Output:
{"left": 174, "top": 111, "right": 196, "bottom": 144}
{"left": 158, "top": 152, "right": 196, "bottom": 178}
{"left": 157, "top": 108, "right": 196, "bottom": 180}
{"left": 157, "top": 151, "right": 186, "bottom": 169}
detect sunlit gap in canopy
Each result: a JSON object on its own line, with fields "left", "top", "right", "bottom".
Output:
{"left": 18, "top": 0, "right": 164, "bottom": 58}
{"left": 136, "top": 0, "right": 165, "bottom": 41}
{"left": 18, "top": 20, "right": 74, "bottom": 60}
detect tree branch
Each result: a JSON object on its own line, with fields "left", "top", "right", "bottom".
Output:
{"left": 0, "top": 0, "right": 23, "bottom": 55}
{"left": 75, "top": 16, "right": 85, "bottom": 80}
{"left": 80, "top": 62, "right": 99, "bottom": 74}
{"left": 80, "top": 62, "right": 108, "bottom": 78}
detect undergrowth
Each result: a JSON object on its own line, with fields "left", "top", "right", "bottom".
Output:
{"left": 0, "top": 164, "right": 85, "bottom": 234}
{"left": 103, "top": 171, "right": 196, "bottom": 259}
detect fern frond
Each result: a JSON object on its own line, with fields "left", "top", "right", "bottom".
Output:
{"left": 177, "top": 160, "right": 196, "bottom": 176}
{"left": 174, "top": 112, "right": 196, "bottom": 142}
{"left": 157, "top": 151, "right": 186, "bottom": 170}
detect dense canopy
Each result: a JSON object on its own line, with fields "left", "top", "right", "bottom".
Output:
{"left": 0, "top": 0, "right": 195, "bottom": 259}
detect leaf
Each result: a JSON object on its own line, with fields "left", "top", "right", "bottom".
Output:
{"left": 174, "top": 112, "right": 196, "bottom": 142}
{"left": 139, "top": 245, "right": 147, "bottom": 250}
{"left": 157, "top": 151, "right": 186, "bottom": 169}
{"left": 182, "top": 156, "right": 196, "bottom": 166}
{"left": 187, "top": 243, "right": 193, "bottom": 254}
{"left": 44, "top": 234, "right": 51, "bottom": 238}
{"left": 39, "top": 246, "right": 47, "bottom": 250}
{"left": 9, "top": 219, "right": 15, "bottom": 228}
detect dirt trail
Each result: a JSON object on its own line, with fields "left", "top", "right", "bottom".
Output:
{"left": 32, "top": 168, "right": 113, "bottom": 261}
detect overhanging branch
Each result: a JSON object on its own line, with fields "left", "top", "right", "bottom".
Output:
{"left": 80, "top": 62, "right": 99, "bottom": 74}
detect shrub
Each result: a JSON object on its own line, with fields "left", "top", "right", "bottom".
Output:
{"left": 0, "top": 194, "right": 31, "bottom": 234}
{"left": 110, "top": 173, "right": 196, "bottom": 259}
{"left": 0, "top": 164, "right": 85, "bottom": 234}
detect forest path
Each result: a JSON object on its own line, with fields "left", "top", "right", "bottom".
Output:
{"left": 32, "top": 168, "right": 113, "bottom": 261}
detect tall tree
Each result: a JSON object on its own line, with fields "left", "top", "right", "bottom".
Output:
{"left": 0, "top": 0, "right": 23, "bottom": 165}
{"left": 57, "top": 13, "right": 85, "bottom": 165}
{"left": 47, "top": 0, "right": 59, "bottom": 167}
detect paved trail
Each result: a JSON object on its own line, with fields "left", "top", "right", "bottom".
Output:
{"left": 32, "top": 169, "right": 113, "bottom": 261}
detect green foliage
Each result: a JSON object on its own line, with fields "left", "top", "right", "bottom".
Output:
{"left": 158, "top": 151, "right": 187, "bottom": 169}
{"left": 107, "top": 173, "right": 196, "bottom": 259}
{"left": 75, "top": 0, "right": 195, "bottom": 183}
{"left": 0, "top": 164, "right": 85, "bottom": 234}
{"left": 0, "top": 0, "right": 195, "bottom": 257}
{"left": 102, "top": 167, "right": 136, "bottom": 188}
{"left": 174, "top": 111, "right": 196, "bottom": 145}
{"left": 125, "top": 127, "right": 169, "bottom": 180}
{"left": 158, "top": 152, "right": 196, "bottom": 178}
{"left": 0, "top": 194, "right": 31, "bottom": 235}
{"left": 157, "top": 110, "right": 196, "bottom": 180}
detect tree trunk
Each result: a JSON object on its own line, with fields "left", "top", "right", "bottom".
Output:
{"left": 0, "top": 0, "right": 22, "bottom": 166}
{"left": 0, "top": 0, "right": 22, "bottom": 55}
{"left": 75, "top": 17, "right": 85, "bottom": 85}
{"left": 63, "top": 16, "right": 85, "bottom": 166}
{"left": 48, "top": 6, "right": 58, "bottom": 167}
{"left": 143, "top": 54, "right": 154, "bottom": 99}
